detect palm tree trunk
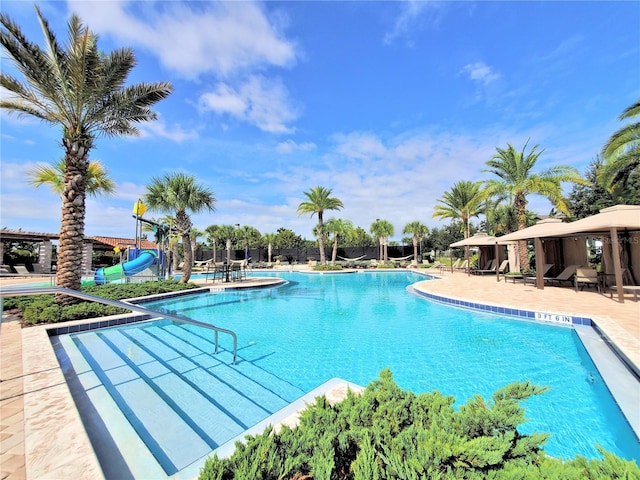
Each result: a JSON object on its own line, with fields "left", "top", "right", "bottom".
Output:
{"left": 331, "top": 237, "right": 338, "bottom": 264}
{"left": 172, "top": 242, "right": 180, "bottom": 273}
{"left": 226, "top": 238, "right": 231, "bottom": 263}
{"left": 268, "top": 242, "right": 272, "bottom": 263}
{"left": 181, "top": 234, "right": 193, "bottom": 283}
{"left": 514, "top": 194, "right": 530, "bottom": 271}
{"left": 383, "top": 237, "right": 389, "bottom": 263}
{"left": 413, "top": 238, "right": 419, "bottom": 264}
{"left": 56, "top": 145, "right": 89, "bottom": 304}
{"left": 317, "top": 213, "right": 326, "bottom": 264}
{"left": 212, "top": 239, "right": 217, "bottom": 263}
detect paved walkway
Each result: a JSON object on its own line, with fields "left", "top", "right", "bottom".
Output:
{"left": 1, "top": 269, "right": 638, "bottom": 479}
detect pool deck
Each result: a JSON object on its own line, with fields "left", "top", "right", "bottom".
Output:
{"left": 1, "top": 268, "right": 639, "bottom": 479}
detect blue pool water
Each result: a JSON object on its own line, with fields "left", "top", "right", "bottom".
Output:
{"left": 59, "top": 271, "right": 639, "bottom": 474}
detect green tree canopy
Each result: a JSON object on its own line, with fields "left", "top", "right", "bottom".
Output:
{"left": 144, "top": 173, "right": 215, "bottom": 283}
{"left": 1, "top": 7, "right": 173, "bottom": 294}
{"left": 297, "top": 186, "right": 344, "bottom": 264}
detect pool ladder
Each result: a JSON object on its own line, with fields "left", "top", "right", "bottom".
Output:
{"left": 0, "top": 286, "right": 238, "bottom": 364}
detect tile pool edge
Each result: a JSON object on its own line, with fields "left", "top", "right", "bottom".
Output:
{"left": 410, "top": 286, "right": 640, "bottom": 439}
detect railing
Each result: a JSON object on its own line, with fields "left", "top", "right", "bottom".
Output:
{"left": 0, "top": 286, "right": 238, "bottom": 364}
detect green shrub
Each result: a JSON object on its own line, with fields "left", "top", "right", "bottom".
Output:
{"left": 313, "top": 264, "right": 343, "bottom": 271}
{"left": 4, "top": 280, "right": 199, "bottom": 325}
{"left": 376, "top": 263, "right": 395, "bottom": 269}
{"left": 199, "top": 369, "right": 640, "bottom": 479}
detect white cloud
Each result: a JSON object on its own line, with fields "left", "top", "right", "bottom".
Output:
{"left": 275, "top": 140, "right": 317, "bottom": 154}
{"left": 199, "top": 76, "right": 298, "bottom": 133}
{"left": 140, "top": 120, "right": 199, "bottom": 143}
{"left": 384, "top": 0, "right": 441, "bottom": 46}
{"left": 462, "top": 62, "right": 501, "bottom": 86}
{"left": 68, "top": 1, "right": 298, "bottom": 79}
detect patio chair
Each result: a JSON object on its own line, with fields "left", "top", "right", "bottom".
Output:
{"left": 13, "top": 265, "right": 31, "bottom": 276}
{"left": 523, "top": 264, "right": 554, "bottom": 286}
{"left": 455, "top": 259, "right": 469, "bottom": 272}
{"left": 472, "top": 259, "right": 496, "bottom": 275}
{"left": 547, "top": 265, "right": 581, "bottom": 286}
{"left": 574, "top": 267, "right": 600, "bottom": 293}
{"left": 496, "top": 259, "right": 509, "bottom": 274}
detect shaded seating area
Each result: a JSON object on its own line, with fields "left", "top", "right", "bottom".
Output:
{"left": 496, "top": 205, "right": 640, "bottom": 303}
{"left": 574, "top": 267, "right": 600, "bottom": 293}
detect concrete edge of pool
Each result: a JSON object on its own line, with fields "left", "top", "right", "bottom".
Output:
{"left": 9, "top": 270, "right": 640, "bottom": 479}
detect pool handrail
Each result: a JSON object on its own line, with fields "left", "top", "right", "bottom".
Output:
{"left": 0, "top": 286, "right": 238, "bottom": 364}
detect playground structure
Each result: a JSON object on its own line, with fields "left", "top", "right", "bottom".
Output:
{"left": 94, "top": 248, "right": 162, "bottom": 285}
{"left": 94, "top": 200, "right": 172, "bottom": 285}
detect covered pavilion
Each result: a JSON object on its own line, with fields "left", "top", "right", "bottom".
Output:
{"left": 497, "top": 205, "right": 640, "bottom": 302}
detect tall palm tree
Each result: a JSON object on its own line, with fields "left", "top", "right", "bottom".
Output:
{"left": 370, "top": 219, "right": 394, "bottom": 263}
{"left": 403, "top": 221, "right": 428, "bottom": 264}
{"left": 27, "top": 159, "right": 116, "bottom": 196}
{"left": 204, "top": 224, "right": 221, "bottom": 263}
{"left": 297, "top": 186, "right": 344, "bottom": 264}
{"left": 144, "top": 173, "right": 215, "bottom": 283}
{"left": 0, "top": 7, "right": 172, "bottom": 296}
{"left": 237, "top": 225, "right": 261, "bottom": 259}
{"left": 190, "top": 227, "right": 203, "bottom": 263}
{"left": 324, "top": 218, "right": 354, "bottom": 265}
{"left": 217, "top": 225, "right": 237, "bottom": 264}
{"left": 600, "top": 99, "right": 640, "bottom": 195}
{"left": 261, "top": 232, "right": 277, "bottom": 264}
{"left": 433, "top": 180, "right": 485, "bottom": 271}
{"left": 483, "top": 140, "right": 584, "bottom": 270}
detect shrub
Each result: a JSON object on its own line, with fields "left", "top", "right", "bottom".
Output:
{"left": 4, "top": 280, "right": 199, "bottom": 325}
{"left": 199, "top": 369, "right": 640, "bottom": 479}
{"left": 313, "top": 264, "right": 343, "bottom": 271}
{"left": 376, "top": 263, "right": 395, "bottom": 269}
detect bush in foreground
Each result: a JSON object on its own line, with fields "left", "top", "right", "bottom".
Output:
{"left": 200, "top": 369, "right": 639, "bottom": 479}
{"left": 3, "top": 280, "right": 199, "bottom": 325}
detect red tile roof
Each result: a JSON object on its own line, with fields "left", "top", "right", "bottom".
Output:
{"left": 90, "top": 236, "right": 159, "bottom": 250}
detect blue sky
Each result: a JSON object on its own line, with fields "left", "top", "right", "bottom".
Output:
{"left": 1, "top": 1, "right": 638, "bottom": 243}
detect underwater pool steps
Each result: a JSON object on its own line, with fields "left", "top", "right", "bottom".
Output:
{"left": 0, "top": 285, "right": 238, "bottom": 364}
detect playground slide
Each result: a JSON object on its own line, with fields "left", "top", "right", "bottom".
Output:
{"left": 94, "top": 251, "right": 157, "bottom": 285}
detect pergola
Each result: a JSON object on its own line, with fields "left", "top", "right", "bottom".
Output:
{"left": 497, "top": 205, "right": 640, "bottom": 302}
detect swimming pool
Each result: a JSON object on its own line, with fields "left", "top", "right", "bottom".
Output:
{"left": 55, "top": 271, "right": 640, "bottom": 477}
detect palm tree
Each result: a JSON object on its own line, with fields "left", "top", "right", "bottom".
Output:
{"left": 261, "top": 233, "right": 277, "bottom": 264}
{"left": 204, "top": 224, "right": 221, "bottom": 263}
{"left": 370, "top": 219, "right": 394, "bottom": 263}
{"left": 297, "top": 186, "right": 344, "bottom": 264}
{"left": 190, "top": 227, "right": 203, "bottom": 263}
{"left": 0, "top": 7, "right": 172, "bottom": 296}
{"left": 141, "top": 215, "right": 176, "bottom": 278}
{"left": 144, "top": 173, "right": 215, "bottom": 283}
{"left": 403, "top": 221, "right": 428, "bottom": 265}
{"left": 237, "top": 225, "right": 261, "bottom": 259}
{"left": 27, "top": 159, "right": 116, "bottom": 197}
{"left": 600, "top": 99, "right": 640, "bottom": 195}
{"left": 483, "top": 140, "right": 584, "bottom": 270}
{"left": 324, "top": 218, "right": 354, "bottom": 264}
{"left": 433, "top": 180, "right": 485, "bottom": 271}
{"left": 217, "top": 225, "right": 237, "bottom": 264}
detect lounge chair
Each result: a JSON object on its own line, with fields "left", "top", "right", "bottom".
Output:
{"left": 496, "top": 259, "right": 509, "bottom": 274}
{"left": 548, "top": 265, "right": 581, "bottom": 286}
{"left": 609, "top": 284, "right": 640, "bottom": 301}
{"left": 523, "top": 264, "right": 554, "bottom": 285}
{"left": 13, "top": 265, "right": 31, "bottom": 276}
{"left": 472, "top": 259, "right": 496, "bottom": 275}
{"left": 455, "top": 259, "right": 469, "bottom": 272}
{"left": 574, "top": 267, "right": 600, "bottom": 293}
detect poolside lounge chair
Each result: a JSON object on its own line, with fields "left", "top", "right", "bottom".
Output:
{"left": 496, "top": 259, "right": 509, "bottom": 274}
{"left": 472, "top": 259, "right": 496, "bottom": 275}
{"left": 455, "top": 259, "right": 469, "bottom": 272}
{"left": 609, "top": 285, "right": 640, "bottom": 302}
{"left": 548, "top": 265, "right": 581, "bottom": 286}
{"left": 13, "top": 265, "right": 31, "bottom": 276}
{"left": 574, "top": 267, "right": 600, "bottom": 293}
{"left": 523, "top": 264, "right": 554, "bottom": 286}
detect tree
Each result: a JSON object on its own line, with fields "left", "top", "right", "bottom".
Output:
{"left": 370, "top": 219, "right": 394, "bottom": 263}
{"left": 27, "top": 159, "right": 115, "bottom": 197}
{"left": 324, "top": 218, "right": 354, "bottom": 265}
{"left": 483, "top": 140, "right": 584, "bottom": 270}
{"left": 261, "top": 233, "right": 277, "bottom": 263}
{"left": 237, "top": 225, "right": 261, "bottom": 259}
{"left": 569, "top": 158, "right": 617, "bottom": 220}
{"left": 343, "top": 226, "right": 375, "bottom": 248}
{"left": 217, "top": 225, "right": 237, "bottom": 264}
{"left": 433, "top": 180, "right": 485, "bottom": 270}
{"left": 144, "top": 173, "right": 215, "bottom": 283}
{"left": 0, "top": 7, "right": 172, "bottom": 296}
{"left": 274, "top": 228, "right": 305, "bottom": 249}
{"left": 204, "top": 224, "right": 221, "bottom": 263}
{"left": 190, "top": 227, "right": 203, "bottom": 262}
{"left": 297, "top": 186, "right": 344, "bottom": 265}
{"left": 600, "top": 99, "right": 640, "bottom": 195}
{"left": 403, "top": 221, "right": 428, "bottom": 264}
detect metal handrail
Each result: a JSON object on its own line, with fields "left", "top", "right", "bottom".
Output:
{"left": 0, "top": 286, "right": 238, "bottom": 364}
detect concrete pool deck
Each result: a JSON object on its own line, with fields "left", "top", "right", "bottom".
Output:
{"left": 1, "top": 268, "right": 639, "bottom": 479}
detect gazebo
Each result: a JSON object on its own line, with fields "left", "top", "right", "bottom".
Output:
{"left": 497, "top": 205, "right": 640, "bottom": 302}
{"left": 449, "top": 232, "right": 514, "bottom": 280}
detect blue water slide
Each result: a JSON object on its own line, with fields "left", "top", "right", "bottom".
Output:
{"left": 122, "top": 251, "right": 157, "bottom": 275}
{"left": 95, "top": 251, "right": 157, "bottom": 284}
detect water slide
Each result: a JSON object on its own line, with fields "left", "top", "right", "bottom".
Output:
{"left": 94, "top": 251, "right": 157, "bottom": 285}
